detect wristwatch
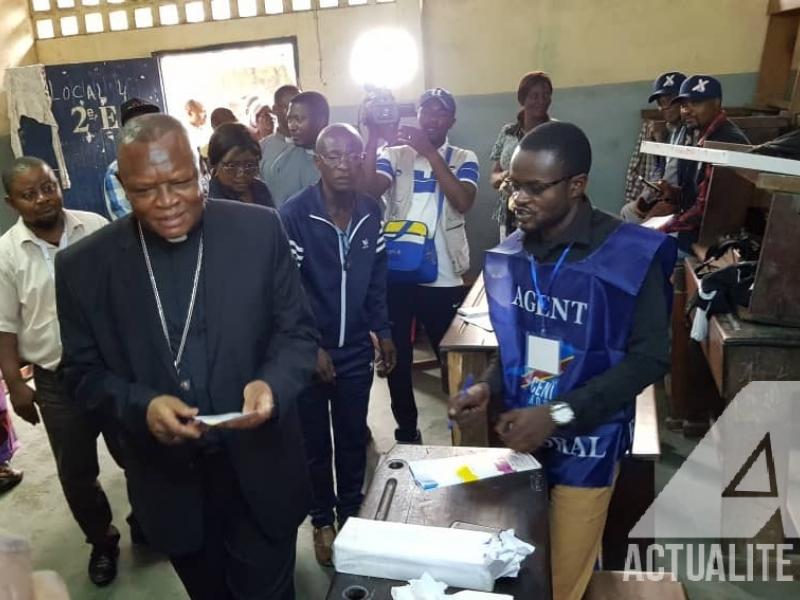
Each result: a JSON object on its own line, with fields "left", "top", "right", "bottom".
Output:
{"left": 549, "top": 401, "right": 575, "bottom": 426}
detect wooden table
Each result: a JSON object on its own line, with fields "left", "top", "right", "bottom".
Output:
{"left": 326, "top": 445, "right": 552, "bottom": 600}
{"left": 683, "top": 257, "right": 800, "bottom": 400}
{"left": 438, "top": 276, "right": 661, "bottom": 569}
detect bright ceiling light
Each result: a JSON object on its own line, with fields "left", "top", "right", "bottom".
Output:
{"left": 349, "top": 27, "right": 418, "bottom": 89}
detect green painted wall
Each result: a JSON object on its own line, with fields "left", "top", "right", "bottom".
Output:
{"left": 0, "top": 73, "right": 758, "bottom": 259}
{"left": 333, "top": 72, "right": 759, "bottom": 274}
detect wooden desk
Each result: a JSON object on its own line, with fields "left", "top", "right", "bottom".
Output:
{"left": 438, "top": 276, "right": 661, "bottom": 569}
{"left": 683, "top": 257, "right": 800, "bottom": 400}
{"left": 326, "top": 445, "right": 552, "bottom": 600}
{"left": 440, "top": 276, "right": 497, "bottom": 446}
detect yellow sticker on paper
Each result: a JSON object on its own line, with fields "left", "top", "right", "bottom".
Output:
{"left": 456, "top": 465, "right": 479, "bottom": 483}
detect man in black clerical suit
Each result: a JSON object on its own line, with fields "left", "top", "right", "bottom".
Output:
{"left": 55, "top": 113, "right": 316, "bottom": 600}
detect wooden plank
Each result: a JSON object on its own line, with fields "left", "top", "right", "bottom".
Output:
{"left": 705, "top": 317, "right": 727, "bottom": 397}
{"left": 698, "top": 166, "right": 755, "bottom": 247}
{"left": 439, "top": 274, "right": 497, "bottom": 353}
{"left": 584, "top": 571, "right": 687, "bottom": 599}
{"left": 755, "top": 12, "right": 800, "bottom": 105}
{"left": 668, "top": 262, "right": 691, "bottom": 422}
{"left": 769, "top": 0, "right": 800, "bottom": 14}
{"left": 727, "top": 115, "right": 792, "bottom": 129}
{"left": 749, "top": 194, "right": 800, "bottom": 326}
{"left": 447, "top": 351, "right": 490, "bottom": 446}
{"left": 631, "top": 386, "right": 660, "bottom": 460}
{"left": 639, "top": 107, "right": 781, "bottom": 119}
{"left": 755, "top": 172, "right": 800, "bottom": 193}
{"left": 702, "top": 141, "right": 753, "bottom": 152}
{"left": 640, "top": 141, "right": 800, "bottom": 176}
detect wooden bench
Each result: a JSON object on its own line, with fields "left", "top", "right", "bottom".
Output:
{"left": 439, "top": 275, "right": 662, "bottom": 569}
{"left": 584, "top": 571, "right": 688, "bottom": 600}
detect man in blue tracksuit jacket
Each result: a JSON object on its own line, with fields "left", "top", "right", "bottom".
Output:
{"left": 280, "top": 124, "right": 396, "bottom": 567}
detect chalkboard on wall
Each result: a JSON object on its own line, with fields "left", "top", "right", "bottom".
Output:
{"left": 40, "top": 59, "right": 163, "bottom": 216}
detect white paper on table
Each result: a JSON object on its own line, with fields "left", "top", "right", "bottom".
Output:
{"left": 390, "top": 572, "right": 514, "bottom": 600}
{"left": 457, "top": 306, "right": 489, "bottom": 318}
{"left": 333, "top": 518, "right": 535, "bottom": 592}
{"left": 193, "top": 412, "right": 245, "bottom": 427}
{"left": 408, "top": 450, "right": 540, "bottom": 490}
{"left": 460, "top": 314, "right": 494, "bottom": 332}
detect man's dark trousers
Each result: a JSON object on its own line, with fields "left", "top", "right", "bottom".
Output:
{"left": 386, "top": 283, "right": 465, "bottom": 441}
{"left": 33, "top": 365, "right": 120, "bottom": 546}
{"left": 299, "top": 346, "right": 373, "bottom": 528}
{"left": 169, "top": 449, "right": 298, "bottom": 600}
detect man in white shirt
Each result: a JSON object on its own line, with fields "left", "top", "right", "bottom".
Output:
{"left": 0, "top": 157, "right": 121, "bottom": 587}
{"left": 363, "top": 88, "right": 480, "bottom": 443}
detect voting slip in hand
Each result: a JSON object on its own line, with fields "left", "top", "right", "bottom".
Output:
{"left": 193, "top": 412, "right": 246, "bottom": 427}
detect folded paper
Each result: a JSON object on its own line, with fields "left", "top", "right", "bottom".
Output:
{"left": 333, "top": 518, "right": 535, "bottom": 592}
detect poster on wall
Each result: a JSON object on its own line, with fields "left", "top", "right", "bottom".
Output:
{"left": 29, "top": 59, "right": 164, "bottom": 216}
{"left": 44, "top": 59, "right": 163, "bottom": 215}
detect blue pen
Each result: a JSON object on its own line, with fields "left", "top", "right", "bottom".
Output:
{"left": 448, "top": 374, "right": 475, "bottom": 431}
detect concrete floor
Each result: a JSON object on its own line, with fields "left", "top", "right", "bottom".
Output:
{"left": 1, "top": 367, "right": 798, "bottom": 599}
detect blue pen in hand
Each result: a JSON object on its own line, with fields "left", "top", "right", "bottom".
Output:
{"left": 448, "top": 374, "right": 475, "bottom": 431}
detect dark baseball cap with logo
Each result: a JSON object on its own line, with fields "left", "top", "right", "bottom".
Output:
{"left": 647, "top": 71, "right": 686, "bottom": 103}
{"left": 120, "top": 97, "right": 160, "bottom": 126}
{"left": 671, "top": 75, "right": 723, "bottom": 104}
{"left": 419, "top": 88, "right": 456, "bottom": 115}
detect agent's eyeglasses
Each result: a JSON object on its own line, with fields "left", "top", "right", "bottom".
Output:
{"left": 317, "top": 152, "right": 365, "bottom": 167}
{"left": 219, "top": 161, "right": 260, "bottom": 175}
{"left": 16, "top": 181, "right": 59, "bottom": 203}
{"left": 505, "top": 174, "right": 578, "bottom": 197}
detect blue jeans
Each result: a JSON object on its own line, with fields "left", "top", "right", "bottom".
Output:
{"left": 298, "top": 355, "right": 374, "bottom": 529}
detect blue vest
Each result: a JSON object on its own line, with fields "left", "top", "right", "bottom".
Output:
{"left": 484, "top": 223, "right": 676, "bottom": 487}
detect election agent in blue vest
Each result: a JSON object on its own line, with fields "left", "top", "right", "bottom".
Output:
{"left": 449, "top": 122, "right": 676, "bottom": 600}
{"left": 280, "top": 124, "right": 396, "bottom": 567}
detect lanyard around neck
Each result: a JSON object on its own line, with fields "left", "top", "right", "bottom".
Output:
{"left": 138, "top": 221, "right": 204, "bottom": 375}
{"left": 529, "top": 243, "right": 573, "bottom": 316}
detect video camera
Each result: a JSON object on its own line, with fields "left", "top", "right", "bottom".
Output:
{"left": 362, "top": 86, "right": 416, "bottom": 127}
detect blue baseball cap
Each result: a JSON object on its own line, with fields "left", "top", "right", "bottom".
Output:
{"left": 672, "top": 75, "right": 723, "bottom": 104}
{"left": 647, "top": 71, "right": 686, "bottom": 103}
{"left": 419, "top": 88, "right": 456, "bottom": 115}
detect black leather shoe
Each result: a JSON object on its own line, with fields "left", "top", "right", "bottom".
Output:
{"left": 88, "top": 534, "right": 120, "bottom": 587}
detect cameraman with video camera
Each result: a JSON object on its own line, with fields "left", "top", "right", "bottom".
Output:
{"left": 361, "top": 87, "right": 480, "bottom": 444}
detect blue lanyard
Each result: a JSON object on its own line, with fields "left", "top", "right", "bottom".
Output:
{"left": 529, "top": 243, "right": 573, "bottom": 322}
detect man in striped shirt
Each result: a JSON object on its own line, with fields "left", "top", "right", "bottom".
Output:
{"left": 363, "top": 88, "right": 480, "bottom": 444}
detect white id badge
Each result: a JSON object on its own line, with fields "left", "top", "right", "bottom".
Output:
{"left": 526, "top": 334, "right": 561, "bottom": 375}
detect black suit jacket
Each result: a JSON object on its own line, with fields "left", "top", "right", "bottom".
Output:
{"left": 55, "top": 200, "right": 316, "bottom": 555}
